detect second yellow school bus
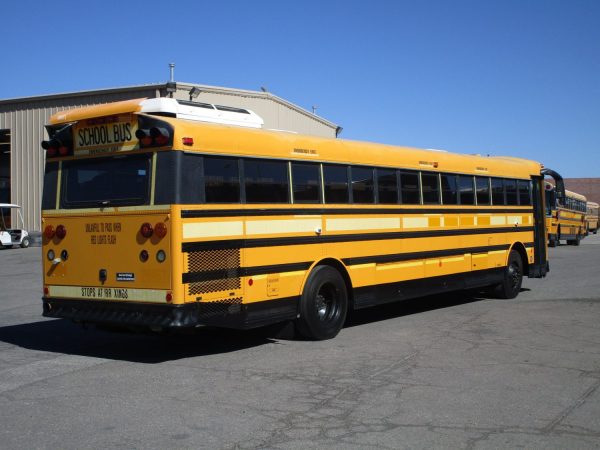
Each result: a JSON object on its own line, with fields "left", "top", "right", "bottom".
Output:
{"left": 545, "top": 182, "right": 587, "bottom": 247}
{"left": 587, "top": 201, "right": 599, "bottom": 235}
{"left": 41, "top": 98, "right": 558, "bottom": 339}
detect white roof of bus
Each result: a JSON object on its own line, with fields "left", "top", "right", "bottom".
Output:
{"left": 139, "top": 98, "right": 264, "bottom": 129}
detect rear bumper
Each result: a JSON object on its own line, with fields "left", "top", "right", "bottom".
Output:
{"left": 42, "top": 296, "right": 298, "bottom": 330}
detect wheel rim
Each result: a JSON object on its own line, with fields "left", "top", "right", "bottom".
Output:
{"left": 507, "top": 261, "right": 521, "bottom": 291}
{"left": 315, "top": 283, "right": 339, "bottom": 322}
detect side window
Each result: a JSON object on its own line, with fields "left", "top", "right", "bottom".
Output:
{"left": 292, "top": 162, "right": 320, "bottom": 204}
{"left": 204, "top": 156, "right": 240, "bottom": 203}
{"left": 518, "top": 180, "right": 531, "bottom": 206}
{"left": 441, "top": 174, "right": 458, "bottom": 205}
{"left": 421, "top": 172, "right": 440, "bottom": 204}
{"left": 244, "top": 158, "right": 289, "bottom": 203}
{"left": 400, "top": 170, "right": 420, "bottom": 204}
{"left": 491, "top": 178, "right": 505, "bottom": 205}
{"left": 458, "top": 175, "right": 475, "bottom": 205}
{"left": 323, "top": 164, "right": 349, "bottom": 203}
{"left": 351, "top": 166, "right": 374, "bottom": 203}
{"left": 505, "top": 179, "right": 518, "bottom": 205}
{"left": 475, "top": 177, "right": 490, "bottom": 205}
{"left": 377, "top": 168, "right": 398, "bottom": 204}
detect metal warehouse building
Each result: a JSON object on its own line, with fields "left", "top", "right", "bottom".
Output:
{"left": 0, "top": 82, "right": 340, "bottom": 232}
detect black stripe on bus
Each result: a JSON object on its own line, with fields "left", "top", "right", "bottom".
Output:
{"left": 182, "top": 226, "right": 536, "bottom": 253}
{"left": 181, "top": 207, "right": 534, "bottom": 218}
{"left": 341, "top": 244, "right": 513, "bottom": 266}
{"left": 182, "top": 262, "right": 313, "bottom": 284}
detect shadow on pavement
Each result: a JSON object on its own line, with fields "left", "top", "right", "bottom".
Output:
{"left": 0, "top": 318, "right": 275, "bottom": 364}
{"left": 344, "top": 290, "right": 494, "bottom": 329}
{"left": 0, "top": 289, "right": 514, "bottom": 361}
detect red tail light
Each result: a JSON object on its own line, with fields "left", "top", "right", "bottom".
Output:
{"left": 44, "top": 225, "right": 55, "bottom": 239}
{"left": 42, "top": 137, "right": 72, "bottom": 158}
{"left": 140, "top": 222, "right": 153, "bottom": 238}
{"left": 182, "top": 137, "right": 194, "bottom": 146}
{"left": 135, "top": 128, "right": 153, "bottom": 146}
{"left": 150, "top": 127, "right": 169, "bottom": 146}
{"left": 154, "top": 222, "right": 167, "bottom": 238}
{"left": 55, "top": 225, "right": 67, "bottom": 239}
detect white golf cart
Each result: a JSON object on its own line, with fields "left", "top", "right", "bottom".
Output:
{"left": 0, "top": 203, "right": 31, "bottom": 249}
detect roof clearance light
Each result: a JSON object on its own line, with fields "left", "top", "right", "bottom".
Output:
{"left": 55, "top": 225, "right": 67, "bottom": 239}
{"left": 140, "top": 222, "right": 153, "bottom": 238}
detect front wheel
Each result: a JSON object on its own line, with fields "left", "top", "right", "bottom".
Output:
{"left": 494, "top": 250, "right": 523, "bottom": 299}
{"left": 20, "top": 236, "right": 31, "bottom": 248}
{"left": 296, "top": 265, "right": 348, "bottom": 340}
{"left": 548, "top": 235, "right": 557, "bottom": 247}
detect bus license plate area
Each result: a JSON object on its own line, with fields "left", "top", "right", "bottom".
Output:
{"left": 74, "top": 115, "right": 138, "bottom": 155}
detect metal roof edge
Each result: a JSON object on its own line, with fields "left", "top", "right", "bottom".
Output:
{"left": 0, "top": 83, "right": 165, "bottom": 105}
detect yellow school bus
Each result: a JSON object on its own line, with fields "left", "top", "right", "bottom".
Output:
{"left": 586, "top": 201, "right": 599, "bottom": 235}
{"left": 41, "top": 98, "right": 557, "bottom": 340}
{"left": 545, "top": 182, "right": 587, "bottom": 247}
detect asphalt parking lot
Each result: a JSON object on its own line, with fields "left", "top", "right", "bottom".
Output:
{"left": 1, "top": 235, "right": 600, "bottom": 449}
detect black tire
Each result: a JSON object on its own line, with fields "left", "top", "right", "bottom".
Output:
{"left": 20, "top": 236, "right": 31, "bottom": 248}
{"left": 494, "top": 250, "right": 523, "bottom": 299}
{"left": 296, "top": 265, "right": 348, "bottom": 340}
{"left": 573, "top": 235, "right": 581, "bottom": 246}
{"left": 548, "top": 235, "right": 557, "bottom": 248}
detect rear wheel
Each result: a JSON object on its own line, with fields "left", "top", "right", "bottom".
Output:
{"left": 548, "top": 235, "right": 557, "bottom": 247}
{"left": 20, "top": 236, "right": 31, "bottom": 248}
{"left": 573, "top": 235, "right": 581, "bottom": 246}
{"left": 296, "top": 265, "right": 348, "bottom": 340}
{"left": 494, "top": 250, "right": 523, "bottom": 299}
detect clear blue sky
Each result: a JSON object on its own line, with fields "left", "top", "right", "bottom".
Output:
{"left": 2, "top": 0, "right": 599, "bottom": 177}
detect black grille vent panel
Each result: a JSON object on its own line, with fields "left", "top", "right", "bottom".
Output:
{"left": 186, "top": 249, "right": 241, "bottom": 295}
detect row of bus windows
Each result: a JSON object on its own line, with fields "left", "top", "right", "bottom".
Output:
{"left": 198, "top": 155, "right": 532, "bottom": 206}
{"left": 563, "top": 198, "right": 586, "bottom": 213}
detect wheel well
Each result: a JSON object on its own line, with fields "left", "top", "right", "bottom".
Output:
{"left": 510, "top": 242, "right": 529, "bottom": 277}
{"left": 311, "top": 258, "right": 354, "bottom": 310}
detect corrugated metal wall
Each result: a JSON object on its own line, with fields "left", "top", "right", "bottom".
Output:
{"left": 0, "top": 84, "right": 338, "bottom": 232}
